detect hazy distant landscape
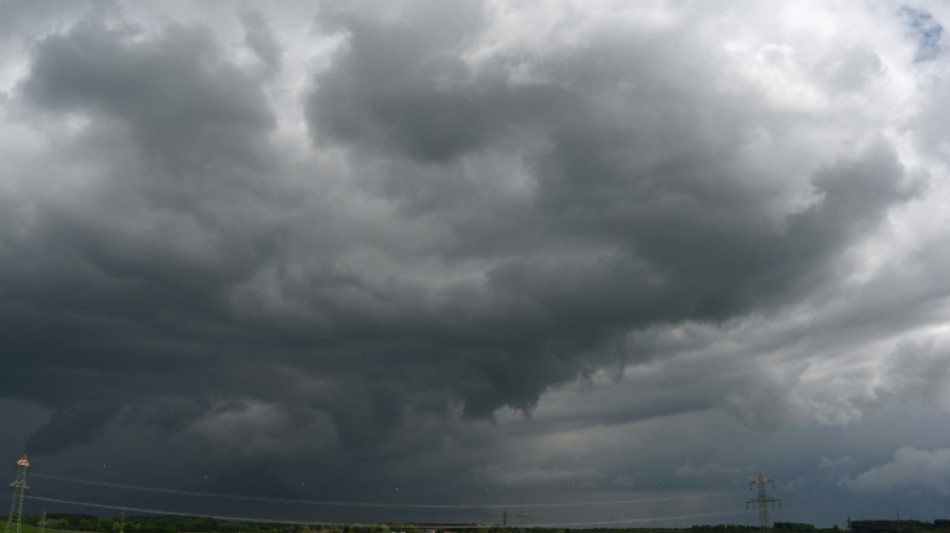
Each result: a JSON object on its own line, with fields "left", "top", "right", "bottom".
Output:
{"left": 1, "top": 516, "right": 943, "bottom": 533}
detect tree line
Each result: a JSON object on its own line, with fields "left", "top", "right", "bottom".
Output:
{"left": 10, "top": 515, "right": 928, "bottom": 533}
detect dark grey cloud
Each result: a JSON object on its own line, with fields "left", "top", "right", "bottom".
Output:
{"left": 309, "top": 0, "right": 491, "bottom": 162}
{"left": 0, "top": 0, "right": 948, "bottom": 526}
{"left": 21, "top": 21, "right": 274, "bottom": 172}
{"left": 303, "top": 0, "right": 916, "bottom": 415}
{"left": 25, "top": 403, "right": 121, "bottom": 455}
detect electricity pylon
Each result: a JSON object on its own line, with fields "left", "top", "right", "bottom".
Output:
{"left": 746, "top": 473, "right": 780, "bottom": 532}
{"left": 4, "top": 455, "right": 30, "bottom": 533}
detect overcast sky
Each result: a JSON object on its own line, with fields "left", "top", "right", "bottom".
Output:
{"left": 2, "top": 0, "right": 950, "bottom": 528}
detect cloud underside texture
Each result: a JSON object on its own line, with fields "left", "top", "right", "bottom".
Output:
{"left": 1, "top": 0, "right": 948, "bottom": 494}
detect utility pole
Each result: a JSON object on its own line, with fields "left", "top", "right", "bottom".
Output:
{"left": 746, "top": 473, "right": 781, "bottom": 533}
{"left": 4, "top": 455, "right": 31, "bottom": 533}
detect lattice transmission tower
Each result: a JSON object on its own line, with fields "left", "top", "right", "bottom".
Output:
{"left": 746, "top": 473, "right": 780, "bottom": 532}
{"left": 4, "top": 455, "right": 30, "bottom": 533}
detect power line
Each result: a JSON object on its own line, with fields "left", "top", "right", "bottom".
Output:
{"left": 26, "top": 495, "right": 751, "bottom": 529}
{"left": 31, "top": 473, "right": 742, "bottom": 510}
{"left": 528, "top": 510, "right": 754, "bottom": 528}
{"left": 26, "top": 497, "right": 306, "bottom": 526}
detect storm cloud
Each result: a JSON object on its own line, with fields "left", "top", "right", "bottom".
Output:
{"left": 1, "top": 0, "right": 950, "bottom": 527}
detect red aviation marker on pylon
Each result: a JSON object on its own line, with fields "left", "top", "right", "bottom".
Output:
{"left": 15, "top": 455, "right": 29, "bottom": 468}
